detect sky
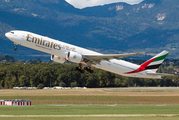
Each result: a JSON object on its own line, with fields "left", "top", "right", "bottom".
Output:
{"left": 65, "top": 0, "right": 144, "bottom": 9}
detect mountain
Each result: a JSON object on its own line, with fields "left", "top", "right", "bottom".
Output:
{"left": 0, "top": 0, "right": 179, "bottom": 60}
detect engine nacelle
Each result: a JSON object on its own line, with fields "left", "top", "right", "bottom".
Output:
{"left": 51, "top": 55, "right": 65, "bottom": 64}
{"left": 66, "top": 51, "right": 83, "bottom": 63}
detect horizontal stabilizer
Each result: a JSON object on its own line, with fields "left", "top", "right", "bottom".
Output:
{"left": 146, "top": 72, "right": 174, "bottom": 76}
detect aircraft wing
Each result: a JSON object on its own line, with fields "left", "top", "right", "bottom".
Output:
{"left": 146, "top": 72, "right": 174, "bottom": 76}
{"left": 83, "top": 52, "right": 142, "bottom": 63}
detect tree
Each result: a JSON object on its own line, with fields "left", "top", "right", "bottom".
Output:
{"left": 98, "top": 70, "right": 115, "bottom": 87}
{"left": 71, "top": 81, "right": 77, "bottom": 87}
{"left": 85, "top": 72, "right": 99, "bottom": 88}
{"left": 37, "top": 84, "right": 44, "bottom": 89}
{"left": 19, "top": 75, "right": 29, "bottom": 87}
{"left": 59, "top": 82, "right": 66, "bottom": 87}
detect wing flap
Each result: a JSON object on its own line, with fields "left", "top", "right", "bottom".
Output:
{"left": 83, "top": 52, "right": 141, "bottom": 62}
{"left": 146, "top": 72, "right": 174, "bottom": 76}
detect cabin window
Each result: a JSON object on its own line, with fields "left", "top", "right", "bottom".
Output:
{"left": 11, "top": 32, "right": 14, "bottom": 34}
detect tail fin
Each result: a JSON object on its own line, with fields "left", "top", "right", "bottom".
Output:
{"left": 141, "top": 50, "right": 169, "bottom": 72}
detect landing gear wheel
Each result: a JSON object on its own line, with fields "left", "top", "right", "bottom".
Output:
{"left": 75, "top": 67, "right": 81, "bottom": 71}
{"left": 75, "top": 66, "right": 84, "bottom": 73}
{"left": 14, "top": 48, "right": 17, "bottom": 51}
{"left": 84, "top": 66, "right": 90, "bottom": 71}
{"left": 84, "top": 66, "right": 94, "bottom": 73}
{"left": 89, "top": 70, "right": 94, "bottom": 73}
{"left": 80, "top": 70, "right": 85, "bottom": 73}
{"left": 75, "top": 67, "right": 79, "bottom": 71}
{"left": 13, "top": 43, "right": 18, "bottom": 51}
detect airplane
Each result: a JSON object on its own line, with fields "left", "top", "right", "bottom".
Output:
{"left": 5, "top": 30, "right": 172, "bottom": 79}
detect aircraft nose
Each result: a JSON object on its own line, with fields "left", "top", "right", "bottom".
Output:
{"left": 5, "top": 32, "right": 10, "bottom": 38}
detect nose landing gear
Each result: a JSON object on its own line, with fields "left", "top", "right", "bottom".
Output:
{"left": 14, "top": 47, "right": 17, "bottom": 51}
{"left": 13, "top": 43, "right": 18, "bottom": 51}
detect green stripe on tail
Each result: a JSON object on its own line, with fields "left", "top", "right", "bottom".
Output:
{"left": 153, "top": 53, "right": 169, "bottom": 62}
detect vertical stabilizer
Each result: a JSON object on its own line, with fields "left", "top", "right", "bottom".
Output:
{"left": 143, "top": 50, "right": 169, "bottom": 72}
{"left": 125, "top": 50, "right": 169, "bottom": 74}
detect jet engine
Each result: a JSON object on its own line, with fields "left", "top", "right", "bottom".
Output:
{"left": 66, "top": 51, "right": 83, "bottom": 63}
{"left": 51, "top": 55, "right": 66, "bottom": 64}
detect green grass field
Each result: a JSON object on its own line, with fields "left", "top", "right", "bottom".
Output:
{"left": 0, "top": 88, "right": 179, "bottom": 105}
{"left": 0, "top": 105, "right": 179, "bottom": 120}
{"left": 101, "top": 87, "right": 179, "bottom": 92}
{"left": 0, "top": 88, "right": 179, "bottom": 119}
{"left": 0, "top": 117, "right": 179, "bottom": 120}
{"left": 1, "top": 105, "right": 179, "bottom": 115}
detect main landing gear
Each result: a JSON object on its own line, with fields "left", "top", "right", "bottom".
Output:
{"left": 75, "top": 66, "right": 85, "bottom": 73}
{"left": 75, "top": 64, "right": 94, "bottom": 73}
{"left": 13, "top": 43, "right": 18, "bottom": 51}
{"left": 84, "top": 66, "right": 94, "bottom": 73}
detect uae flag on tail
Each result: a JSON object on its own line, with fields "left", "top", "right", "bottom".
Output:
{"left": 125, "top": 50, "right": 169, "bottom": 74}
{"left": 144, "top": 50, "right": 169, "bottom": 72}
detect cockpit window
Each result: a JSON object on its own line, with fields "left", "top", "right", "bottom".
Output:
{"left": 11, "top": 32, "right": 14, "bottom": 34}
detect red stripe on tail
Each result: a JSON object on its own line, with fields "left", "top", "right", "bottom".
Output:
{"left": 125, "top": 58, "right": 156, "bottom": 74}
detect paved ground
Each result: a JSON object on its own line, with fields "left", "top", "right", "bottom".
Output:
{"left": 1, "top": 114, "right": 179, "bottom": 117}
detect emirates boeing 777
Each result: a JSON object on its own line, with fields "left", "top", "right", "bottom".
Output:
{"left": 5, "top": 30, "right": 172, "bottom": 79}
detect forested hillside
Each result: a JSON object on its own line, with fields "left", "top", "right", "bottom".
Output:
{"left": 0, "top": 55, "right": 178, "bottom": 88}
{"left": 0, "top": 62, "right": 178, "bottom": 89}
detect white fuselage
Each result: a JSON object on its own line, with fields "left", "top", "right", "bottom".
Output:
{"left": 5, "top": 30, "right": 161, "bottom": 79}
